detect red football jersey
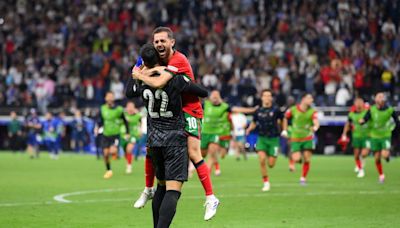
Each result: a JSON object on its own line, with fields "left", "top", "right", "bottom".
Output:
{"left": 165, "top": 51, "right": 204, "bottom": 118}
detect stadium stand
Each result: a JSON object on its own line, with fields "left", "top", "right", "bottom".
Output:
{"left": 0, "top": 0, "right": 399, "bottom": 153}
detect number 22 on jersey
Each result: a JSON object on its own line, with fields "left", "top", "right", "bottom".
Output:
{"left": 143, "top": 89, "right": 173, "bottom": 118}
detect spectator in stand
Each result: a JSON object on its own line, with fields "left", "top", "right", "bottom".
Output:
{"left": 0, "top": 0, "right": 399, "bottom": 110}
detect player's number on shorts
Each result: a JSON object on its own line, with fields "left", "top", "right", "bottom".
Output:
{"left": 186, "top": 117, "right": 197, "bottom": 129}
{"left": 143, "top": 89, "right": 173, "bottom": 118}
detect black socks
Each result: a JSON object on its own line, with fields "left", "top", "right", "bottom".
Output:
{"left": 157, "top": 190, "right": 181, "bottom": 228}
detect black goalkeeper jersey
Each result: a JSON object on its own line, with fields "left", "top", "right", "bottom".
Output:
{"left": 126, "top": 74, "right": 208, "bottom": 147}
{"left": 253, "top": 106, "right": 284, "bottom": 138}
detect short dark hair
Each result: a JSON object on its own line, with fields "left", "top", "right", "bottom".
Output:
{"left": 261, "top": 89, "right": 273, "bottom": 96}
{"left": 152, "top": 26, "right": 174, "bottom": 39}
{"left": 140, "top": 43, "right": 159, "bottom": 68}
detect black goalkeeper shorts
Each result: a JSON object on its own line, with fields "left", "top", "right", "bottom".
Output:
{"left": 101, "top": 135, "right": 119, "bottom": 149}
{"left": 151, "top": 146, "right": 188, "bottom": 182}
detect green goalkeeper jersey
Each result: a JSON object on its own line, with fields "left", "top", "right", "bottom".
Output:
{"left": 202, "top": 100, "right": 230, "bottom": 135}
{"left": 100, "top": 104, "right": 124, "bottom": 137}
{"left": 120, "top": 112, "right": 141, "bottom": 138}
{"left": 348, "top": 110, "right": 370, "bottom": 138}
{"left": 287, "top": 105, "right": 316, "bottom": 140}
{"left": 367, "top": 105, "right": 395, "bottom": 139}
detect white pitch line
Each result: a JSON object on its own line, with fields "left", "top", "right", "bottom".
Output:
{"left": 53, "top": 187, "right": 135, "bottom": 203}
{"left": 1, "top": 189, "right": 399, "bottom": 208}
{"left": 0, "top": 201, "right": 54, "bottom": 207}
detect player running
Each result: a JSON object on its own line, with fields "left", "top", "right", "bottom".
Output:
{"left": 131, "top": 27, "right": 219, "bottom": 220}
{"left": 120, "top": 101, "right": 142, "bottom": 174}
{"left": 201, "top": 90, "right": 230, "bottom": 176}
{"left": 246, "top": 89, "right": 284, "bottom": 191}
{"left": 128, "top": 43, "right": 209, "bottom": 227}
{"left": 97, "top": 91, "right": 130, "bottom": 179}
{"left": 359, "top": 92, "right": 399, "bottom": 183}
{"left": 341, "top": 98, "right": 370, "bottom": 178}
{"left": 201, "top": 90, "right": 255, "bottom": 176}
{"left": 282, "top": 93, "right": 319, "bottom": 185}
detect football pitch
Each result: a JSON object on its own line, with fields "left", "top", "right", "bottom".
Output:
{"left": 1, "top": 152, "right": 399, "bottom": 228}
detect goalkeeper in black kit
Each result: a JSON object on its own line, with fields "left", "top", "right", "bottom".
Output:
{"left": 126, "top": 43, "right": 208, "bottom": 228}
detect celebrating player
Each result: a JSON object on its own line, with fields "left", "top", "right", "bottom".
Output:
{"left": 282, "top": 93, "right": 319, "bottom": 185}
{"left": 341, "top": 98, "right": 370, "bottom": 178}
{"left": 128, "top": 43, "right": 209, "bottom": 227}
{"left": 97, "top": 91, "right": 130, "bottom": 179}
{"left": 201, "top": 90, "right": 255, "bottom": 176}
{"left": 359, "top": 92, "right": 399, "bottom": 183}
{"left": 201, "top": 90, "right": 231, "bottom": 176}
{"left": 246, "top": 89, "right": 284, "bottom": 191}
{"left": 131, "top": 27, "right": 219, "bottom": 220}
{"left": 119, "top": 101, "right": 142, "bottom": 174}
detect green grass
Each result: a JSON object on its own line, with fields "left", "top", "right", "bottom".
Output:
{"left": 0, "top": 151, "right": 399, "bottom": 228}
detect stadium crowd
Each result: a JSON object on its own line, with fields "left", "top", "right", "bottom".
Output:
{"left": 0, "top": 0, "right": 400, "bottom": 114}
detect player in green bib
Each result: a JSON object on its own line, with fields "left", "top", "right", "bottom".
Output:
{"left": 120, "top": 101, "right": 142, "bottom": 174}
{"left": 98, "top": 91, "right": 130, "bottom": 179}
{"left": 359, "top": 92, "right": 399, "bottom": 183}
{"left": 201, "top": 91, "right": 230, "bottom": 176}
{"left": 282, "top": 93, "right": 319, "bottom": 185}
{"left": 341, "top": 98, "right": 370, "bottom": 178}
{"left": 201, "top": 90, "right": 255, "bottom": 176}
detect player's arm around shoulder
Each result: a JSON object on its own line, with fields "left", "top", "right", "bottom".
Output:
{"left": 132, "top": 66, "right": 172, "bottom": 88}
{"left": 174, "top": 75, "right": 208, "bottom": 97}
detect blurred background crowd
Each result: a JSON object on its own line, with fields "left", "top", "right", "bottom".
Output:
{"left": 0, "top": 0, "right": 399, "bottom": 115}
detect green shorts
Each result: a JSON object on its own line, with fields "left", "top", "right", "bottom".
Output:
{"left": 352, "top": 137, "right": 370, "bottom": 149}
{"left": 201, "top": 133, "right": 219, "bottom": 149}
{"left": 256, "top": 136, "right": 279, "bottom": 157}
{"left": 290, "top": 140, "right": 315, "bottom": 153}
{"left": 370, "top": 138, "right": 391, "bottom": 152}
{"left": 218, "top": 139, "right": 230, "bottom": 149}
{"left": 185, "top": 113, "right": 202, "bottom": 138}
{"left": 120, "top": 136, "right": 137, "bottom": 150}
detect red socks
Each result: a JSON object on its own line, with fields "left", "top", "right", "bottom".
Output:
{"left": 214, "top": 162, "right": 220, "bottom": 172}
{"left": 262, "top": 176, "right": 269, "bottom": 183}
{"left": 125, "top": 153, "right": 132, "bottom": 165}
{"left": 145, "top": 155, "right": 155, "bottom": 188}
{"left": 355, "top": 159, "right": 362, "bottom": 170}
{"left": 375, "top": 161, "right": 383, "bottom": 175}
{"left": 302, "top": 162, "right": 310, "bottom": 178}
{"left": 195, "top": 160, "right": 213, "bottom": 196}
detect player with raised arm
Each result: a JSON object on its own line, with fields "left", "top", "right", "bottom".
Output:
{"left": 201, "top": 90, "right": 256, "bottom": 176}
{"left": 97, "top": 91, "right": 130, "bottom": 179}
{"left": 128, "top": 43, "right": 208, "bottom": 227}
{"left": 282, "top": 93, "right": 319, "bottom": 185}
{"left": 359, "top": 92, "right": 399, "bottom": 183}
{"left": 131, "top": 27, "right": 219, "bottom": 220}
{"left": 341, "top": 98, "right": 370, "bottom": 178}
{"left": 201, "top": 90, "right": 230, "bottom": 176}
{"left": 120, "top": 101, "right": 142, "bottom": 174}
{"left": 246, "top": 89, "right": 284, "bottom": 191}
